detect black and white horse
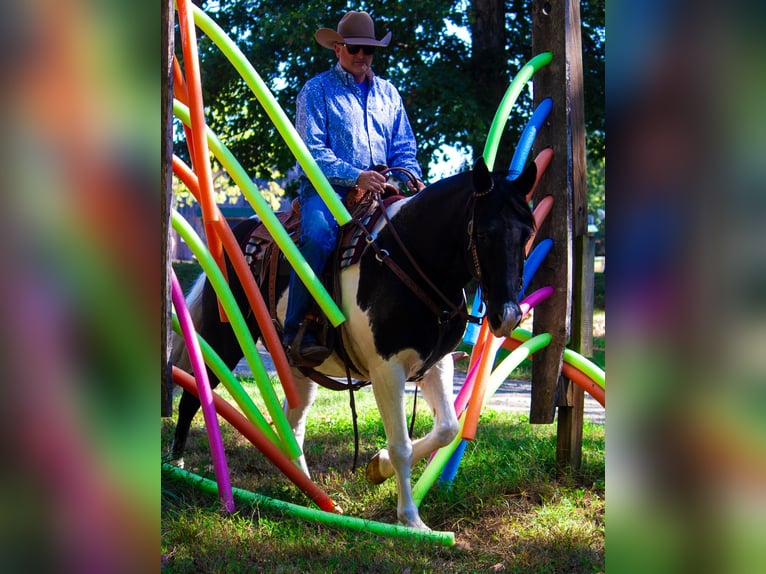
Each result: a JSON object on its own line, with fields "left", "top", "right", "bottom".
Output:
{"left": 169, "top": 158, "right": 536, "bottom": 529}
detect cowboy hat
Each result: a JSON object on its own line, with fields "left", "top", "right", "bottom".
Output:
{"left": 315, "top": 11, "right": 392, "bottom": 49}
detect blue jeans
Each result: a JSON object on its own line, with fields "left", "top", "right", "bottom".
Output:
{"left": 283, "top": 181, "right": 347, "bottom": 341}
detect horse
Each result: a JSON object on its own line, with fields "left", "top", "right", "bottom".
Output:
{"left": 168, "top": 157, "right": 536, "bottom": 529}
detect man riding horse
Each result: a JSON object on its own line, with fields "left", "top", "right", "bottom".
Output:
{"left": 284, "top": 10, "right": 425, "bottom": 365}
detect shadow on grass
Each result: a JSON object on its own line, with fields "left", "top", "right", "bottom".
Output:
{"left": 162, "top": 408, "right": 604, "bottom": 574}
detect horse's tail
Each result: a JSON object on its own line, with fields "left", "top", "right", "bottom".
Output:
{"left": 170, "top": 271, "right": 207, "bottom": 376}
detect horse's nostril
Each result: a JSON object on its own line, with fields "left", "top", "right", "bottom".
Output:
{"left": 502, "top": 304, "right": 522, "bottom": 328}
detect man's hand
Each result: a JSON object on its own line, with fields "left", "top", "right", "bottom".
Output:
{"left": 407, "top": 178, "right": 426, "bottom": 193}
{"left": 355, "top": 170, "right": 387, "bottom": 194}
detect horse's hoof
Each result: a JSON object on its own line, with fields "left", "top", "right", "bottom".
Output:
{"left": 166, "top": 457, "right": 184, "bottom": 469}
{"left": 398, "top": 518, "right": 431, "bottom": 531}
{"left": 365, "top": 453, "right": 388, "bottom": 485}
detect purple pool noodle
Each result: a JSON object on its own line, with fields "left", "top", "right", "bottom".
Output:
{"left": 171, "top": 271, "right": 235, "bottom": 512}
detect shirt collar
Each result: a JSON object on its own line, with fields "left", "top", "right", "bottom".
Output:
{"left": 333, "top": 61, "right": 375, "bottom": 86}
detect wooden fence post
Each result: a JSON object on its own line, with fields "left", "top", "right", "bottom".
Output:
{"left": 530, "top": 0, "right": 588, "bottom": 470}
{"left": 162, "top": 0, "right": 174, "bottom": 417}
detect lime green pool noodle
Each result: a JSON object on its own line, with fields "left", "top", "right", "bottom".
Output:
{"left": 564, "top": 348, "right": 606, "bottom": 389}
{"left": 162, "top": 463, "right": 455, "bottom": 546}
{"left": 412, "top": 334, "right": 552, "bottom": 507}
{"left": 173, "top": 100, "right": 345, "bottom": 327}
{"left": 483, "top": 52, "right": 553, "bottom": 170}
{"left": 511, "top": 328, "right": 605, "bottom": 389}
{"left": 484, "top": 334, "right": 552, "bottom": 407}
{"left": 412, "top": 418, "right": 466, "bottom": 508}
{"left": 190, "top": 4, "right": 351, "bottom": 227}
{"left": 172, "top": 210, "right": 301, "bottom": 459}
{"left": 171, "top": 314, "right": 283, "bottom": 450}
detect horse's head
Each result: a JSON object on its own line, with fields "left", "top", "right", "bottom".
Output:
{"left": 469, "top": 158, "right": 536, "bottom": 338}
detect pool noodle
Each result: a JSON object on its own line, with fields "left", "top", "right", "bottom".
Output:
{"left": 173, "top": 100, "right": 345, "bottom": 327}
{"left": 171, "top": 56, "right": 196, "bottom": 168}
{"left": 453, "top": 286, "right": 552, "bottom": 419}
{"left": 163, "top": 462, "right": 454, "bottom": 546}
{"left": 413, "top": 335, "right": 552, "bottom": 505}
{"left": 439, "top": 286, "right": 554, "bottom": 478}
{"left": 462, "top": 287, "right": 484, "bottom": 345}
{"left": 170, "top": 368, "right": 337, "bottom": 513}
{"left": 528, "top": 148, "right": 555, "bottom": 202}
{"left": 437, "top": 333, "right": 553, "bottom": 488}
{"left": 521, "top": 238, "right": 553, "bottom": 298}
{"left": 526, "top": 196, "right": 554, "bottom": 255}
{"left": 189, "top": 4, "right": 351, "bottom": 227}
{"left": 437, "top": 438, "right": 468, "bottom": 488}
{"left": 176, "top": 0, "right": 225, "bottom": 279}
{"left": 506, "top": 328, "right": 605, "bottom": 390}
{"left": 172, "top": 155, "right": 300, "bottom": 408}
{"left": 171, "top": 272, "right": 235, "bottom": 512}
{"left": 483, "top": 52, "right": 553, "bottom": 171}
{"left": 483, "top": 334, "right": 553, "bottom": 408}
{"left": 501, "top": 334, "right": 605, "bottom": 407}
{"left": 461, "top": 335, "right": 502, "bottom": 441}
{"left": 413, "top": 414, "right": 467, "bottom": 507}
{"left": 172, "top": 210, "right": 302, "bottom": 459}
{"left": 461, "top": 281, "right": 554, "bottom": 441}
{"left": 564, "top": 348, "right": 606, "bottom": 390}
{"left": 508, "top": 98, "right": 553, "bottom": 180}
{"left": 171, "top": 314, "right": 282, "bottom": 449}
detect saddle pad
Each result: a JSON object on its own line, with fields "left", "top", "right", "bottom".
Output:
{"left": 243, "top": 194, "right": 406, "bottom": 275}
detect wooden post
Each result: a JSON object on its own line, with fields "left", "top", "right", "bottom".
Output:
{"left": 530, "top": 0, "right": 588, "bottom": 471}
{"left": 161, "top": 0, "right": 174, "bottom": 417}
{"left": 556, "top": 235, "right": 594, "bottom": 470}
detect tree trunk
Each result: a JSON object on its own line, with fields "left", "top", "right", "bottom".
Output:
{"left": 470, "top": 0, "right": 512, "bottom": 165}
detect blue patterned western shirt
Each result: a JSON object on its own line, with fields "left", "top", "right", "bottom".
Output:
{"left": 295, "top": 62, "right": 422, "bottom": 188}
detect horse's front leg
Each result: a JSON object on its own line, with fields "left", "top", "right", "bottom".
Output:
{"left": 366, "top": 354, "right": 460, "bottom": 484}
{"left": 283, "top": 370, "right": 318, "bottom": 477}
{"left": 369, "top": 360, "right": 428, "bottom": 529}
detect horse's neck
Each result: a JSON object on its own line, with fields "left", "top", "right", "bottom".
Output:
{"left": 386, "top": 179, "right": 473, "bottom": 284}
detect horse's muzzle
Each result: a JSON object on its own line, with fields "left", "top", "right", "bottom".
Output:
{"left": 488, "top": 302, "right": 522, "bottom": 338}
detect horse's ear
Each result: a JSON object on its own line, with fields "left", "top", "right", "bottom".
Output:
{"left": 514, "top": 160, "right": 538, "bottom": 198}
{"left": 472, "top": 157, "right": 493, "bottom": 195}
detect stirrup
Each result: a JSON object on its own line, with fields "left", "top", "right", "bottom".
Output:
{"left": 284, "top": 322, "right": 330, "bottom": 368}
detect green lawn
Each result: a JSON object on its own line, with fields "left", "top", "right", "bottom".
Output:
{"left": 162, "top": 384, "right": 604, "bottom": 573}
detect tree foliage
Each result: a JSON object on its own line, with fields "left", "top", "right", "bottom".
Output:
{"left": 174, "top": 0, "right": 603, "bottom": 194}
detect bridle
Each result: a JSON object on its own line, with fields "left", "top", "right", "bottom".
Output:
{"left": 465, "top": 176, "right": 496, "bottom": 299}
{"left": 358, "top": 168, "right": 496, "bottom": 326}
{"left": 466, "top": 202, "right": 485, "bottom": 291}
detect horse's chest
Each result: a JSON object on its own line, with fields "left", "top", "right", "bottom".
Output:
{"left": 354, "top": 256, "right": 465, "bottom": 368}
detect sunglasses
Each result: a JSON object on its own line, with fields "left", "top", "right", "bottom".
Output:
{"left": 341, "top": 44, "right": 376, "bottom": 55}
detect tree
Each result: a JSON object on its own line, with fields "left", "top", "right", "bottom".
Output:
{"left": 173, "top": 0, "right": 603, "bottom": 194}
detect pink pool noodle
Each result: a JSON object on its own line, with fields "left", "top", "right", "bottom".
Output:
{"left": 171, "top": 271, "right": 235, "bottom": 512}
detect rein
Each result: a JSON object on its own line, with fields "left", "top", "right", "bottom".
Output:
{"left": 377, "top": 196, "right": 470, "bottom": 324}
{"left": 357, "top": 172, "right": 482, "bottom": 326}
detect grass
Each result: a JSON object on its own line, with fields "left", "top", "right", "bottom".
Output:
{"left": 162, "top": 384, "right": 604, "bottom": 573}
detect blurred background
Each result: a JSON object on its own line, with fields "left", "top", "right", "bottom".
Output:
{"left": 607, "top": 0, "right": 766, "bottom": 571}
